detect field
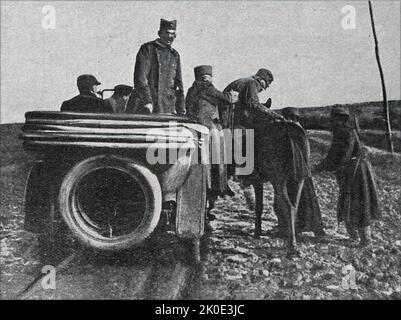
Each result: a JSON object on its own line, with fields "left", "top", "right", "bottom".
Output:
{"left": 294, "top": 100, "right": 401, "bottom": 131}
{"left": 1, "top": 114, "right": 401, "bottom": 299}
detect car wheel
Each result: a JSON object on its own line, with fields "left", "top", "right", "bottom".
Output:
{"left": 58, "top": 155, "right": 162, "bottom": 251}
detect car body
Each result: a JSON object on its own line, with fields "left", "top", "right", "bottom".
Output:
{"left": 20, "top": 111, "right": 210, "bottom": 261}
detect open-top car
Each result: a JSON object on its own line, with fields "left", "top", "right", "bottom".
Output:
{"left": 20, "top": 111, "right": 210, "bottom": 263}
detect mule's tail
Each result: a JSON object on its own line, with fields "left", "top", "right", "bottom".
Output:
{"left": 286, "top": 123, "right": 311, "bottom": 183}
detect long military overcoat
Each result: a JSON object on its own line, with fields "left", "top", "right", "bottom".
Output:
{"left": 131, "top": 39, "right": 185, "bottom": 115}
{"left": 318, "top": 126, "right": 381, "bottom": 228}
{"left": 185, "top": 81, "right": 233, "bottom": 194}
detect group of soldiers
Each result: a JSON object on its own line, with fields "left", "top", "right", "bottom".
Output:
{"left": 60, "top": 18, "right": 284, "bottom": 122}
{"left": 60, "top": 18, "right": 380, "bottom": 246}
{"left": 60, "top": 18, "right": 286, "bottom": 194}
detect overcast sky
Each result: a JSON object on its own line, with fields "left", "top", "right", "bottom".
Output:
{"left": 1, "top": 1, "right": 400, "bottom": 123}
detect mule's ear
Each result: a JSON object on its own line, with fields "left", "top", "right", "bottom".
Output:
{"left": 264, "top": 98, "right": 272, "bottom": 109}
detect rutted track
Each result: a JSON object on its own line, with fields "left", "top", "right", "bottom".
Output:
{"left": 15, "top": 245, "right": 202, "bottom": 300}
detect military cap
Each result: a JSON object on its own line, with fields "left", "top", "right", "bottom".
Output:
{"left": 194, "top": 65, "right": 212, "bottom": 79}
{"left": 77, "top": 74, "right": 101, "bottom": 88}
{"left": 114, "top": 84, "right": 133, "bottom": 95}
{"left": 282, "top": 107, "right": 300, "bottom": 119}
{"left": 330, "top": 106, "right": 350, "bottom": 117}
{"left": 256, "top": 68, "right": 274, "bottom": 82}
{"left": 160, "top": 18, "right": 177, "bottom": 31}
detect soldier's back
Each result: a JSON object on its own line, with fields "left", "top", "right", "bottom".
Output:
{"left": 224, "top": 77, "right": 254, "bottom": 95}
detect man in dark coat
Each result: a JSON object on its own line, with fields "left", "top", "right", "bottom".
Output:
{"left": 61, "top": 74, "right": 112, "bottom": 113}
{"left": 221, "top": 68, "right": 286, "bottom": 190}
{"left": 282, "top": 107, "right": 325, "bottom": 237}
{"left": 128, "top": 19, "right": 185, "bottom": 115}
{"left": 186, "top": 65, "right": 238, "bottom": 129}
{"left": 314, "top": 106, "right": 381, "bottom": 246}
{"left": 186, "top": 65, "right": 238, "bottom": 200}
{"left": 104, "top": 84, "right": 133, "bottom": 113}
{"left": 221, "top": 68, "right": 285, "bottom": 131}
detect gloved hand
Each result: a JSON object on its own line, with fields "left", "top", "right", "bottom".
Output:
{"left": 229, "top": 90, "right": 239, "bottom": 104}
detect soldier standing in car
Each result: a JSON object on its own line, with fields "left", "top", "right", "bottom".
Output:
{"left": 128, "top": 19, "right": 185, "bottom": 115}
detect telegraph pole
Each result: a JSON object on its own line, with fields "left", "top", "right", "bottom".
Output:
{"left": 368, "top": 1, "right": 394, "bottom": 153}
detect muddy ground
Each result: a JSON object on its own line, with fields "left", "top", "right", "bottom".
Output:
{"left": 1, "top": 130, "right": 400, "bottom": 300}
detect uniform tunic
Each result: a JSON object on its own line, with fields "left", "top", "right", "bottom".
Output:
{"left": 222, "top": 76, "right": 282, "bottom": 130}
{"left": 222, "top": 76, "right": 284, "bottom": 178}
{"left": 186, "top": 81, "right": 233, "bottom": 128}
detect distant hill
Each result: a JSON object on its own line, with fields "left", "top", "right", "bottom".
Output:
{"left": 281, "top": 100, "right": 401, "bottom": 130}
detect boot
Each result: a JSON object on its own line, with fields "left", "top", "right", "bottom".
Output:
{"left": 243, "top": 186, "right": 255, "bottom": 211}
{"left": 346, "top": 223, "right": 358, "bottom": 241}
{"left": 314, "top": 228, "right": 328, "bottom": 241}
{"left": 359, "top": 226, "right": 372, "bottom": 247}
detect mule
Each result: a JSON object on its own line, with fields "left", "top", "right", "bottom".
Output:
{"left": 230, "top": 119, "right": 311, "bottom": 255}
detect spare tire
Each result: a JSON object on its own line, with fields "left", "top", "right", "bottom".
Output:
{"left": 58, "top": 155, "right": 162, "bottom": 251}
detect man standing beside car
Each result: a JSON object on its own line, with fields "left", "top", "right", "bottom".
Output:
{"left": 186, "top": 65, "right": 239, "bottom": 200}
{"left": 128, "top": 19, "right": 185, "bottom": 115}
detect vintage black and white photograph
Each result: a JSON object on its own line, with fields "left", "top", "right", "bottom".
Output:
{"left": 1, "top": 0, "right": 400, "bottom": 303}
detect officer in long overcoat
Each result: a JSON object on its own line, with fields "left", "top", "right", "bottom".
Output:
{"left": 127, "top": 19, "right": 185, "bottom": 115}
{"left": 314, "top": 106, "right": 381, "bottom": 245}
{"left": 186, "top": 65, "right": 238, "bottom": 200}
{"left": 61, "top": 74, "right": 112, "bottom": 113}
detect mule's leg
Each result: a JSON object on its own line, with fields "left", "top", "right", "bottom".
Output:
{"left": 254, "top": 182, "right": 263, "bottom": 238}
{"left": 276, "top": 181, "right": 299, "bottom": 255}
{"left": 291, "top": 179, "right": 305, "bottom": 247}
{"left": 273, "top": 187, "right": 286, "bottom": 238}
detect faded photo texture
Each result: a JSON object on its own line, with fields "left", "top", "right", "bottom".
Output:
{"left": 1, "top": 1, "right": 400, "bottom": 123}
{"left": 1, "top": 0, "right": 401, "bottom": 302}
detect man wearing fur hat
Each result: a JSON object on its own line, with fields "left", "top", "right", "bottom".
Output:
{"left": 186, "top": 65, "right": 239, "bottom": 200}
{"left": 129, "top": 19, "right": 185, "bottom": 115}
